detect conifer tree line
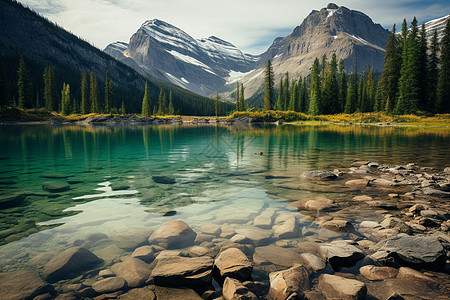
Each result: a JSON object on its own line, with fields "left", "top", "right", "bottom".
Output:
{"left": 262, "top": 18, "right": 450, "bottom": 115}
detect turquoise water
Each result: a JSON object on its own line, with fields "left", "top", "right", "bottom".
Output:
{"left": 0, "top": 124, "right": 448, "bottom": 273}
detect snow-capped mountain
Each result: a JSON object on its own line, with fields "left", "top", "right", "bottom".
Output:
{"left": 104, "top": 19, "right": 257, "bottom": 96}
{"left": 421, "top": 14, "right": 449, "bottom": 41}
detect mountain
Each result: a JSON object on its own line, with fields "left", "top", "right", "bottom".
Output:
{"left": 104, "top": 19, "right": 258, "bottom": 97}
{"left": 0, "top": 0, "right": 227, "bottom": 115}
{"left": 418, "top": 14, "right": 449, "bottom": 41}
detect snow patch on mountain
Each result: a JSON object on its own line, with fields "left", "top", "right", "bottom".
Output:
{"left": 167, "top": 50, "right": 212, "bottom": 70}
{"left": 142, "top": 19, "right": 198, "bottom": 52}
{"left": 226, "top": 69, "right": 254, "bottom": 84}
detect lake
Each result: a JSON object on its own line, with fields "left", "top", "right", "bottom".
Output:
{"left": 0, "top": 123, "right": 449, "bottom": 295}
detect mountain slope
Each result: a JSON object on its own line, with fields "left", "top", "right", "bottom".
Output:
{"left": 0, "top": 0, "right": 226, "bottom": 115}
{"left": 104, "top": 19, "right": 258, "bottom": 97}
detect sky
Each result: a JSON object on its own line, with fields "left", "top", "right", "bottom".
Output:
{"left": 19, "top": 0, "right": 450, "bottom": 55}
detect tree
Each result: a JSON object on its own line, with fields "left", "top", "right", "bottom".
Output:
{"left": 322, "top": 53, "right": 339, "bottom": 114}
{"left": 235, "top": 82, "right": 240, "bottom": 111}
{"left": 309, "top": 58, "right": 322, "bottom": 115}
{"left": 436, "top": 19, "right": 450, "bottom": 113}
{"left": 366, "top": 68, "right": 376, "bottom": 112}
{"left": 276, "top": 77, "right": 284, "bottom": 111}
{"left": 417, "top": 23, "right": 429, "bottom": 110}
{"left": 215, "top": 91, "right": 220, "bottom": 116}
{"left": 345, "top": 58, "right": 358, "bottom": 113}
{"left": 168, "top": 90, "right": 175, "bottom": 115}
{"left": 377, "top": 24, "right": 401, "bottom": 113}
{"left": 288, "top": 80, "right": 298, "bottom": 111}
{"left": 299, "top": 78, "right": 307, "bottom": 113}
{"left": 61, "top": 83, "right": 71, "bottom": 115}
{"left": 43, "top": 65, "right": 58, "bottom": 111}
{"left": 17, "top": 55, "right": 32, "bottom": 108}
{"left": 338, "top": 59, "right": 347, "bottom": 113}
{"left": 120, "top": 100, "right": 126, "bottom": 115}
{"left": 239, "top": 83, "right": 245, "bottom": 111}
{"left": 396, "top": 17, "right": 421, "bottom": 114}
{"left": 80, "top": 71, "right": 89, "bottom": 114}
{"left": 90, "top": 72, "right": 99, "bottom": 113}
{"left": 0, "top": 54, "right": 7, "bottom": 107}
{"left": 263, "top": 60, "right": 275, "bottom": 110}
{"left": 156, "top": 89, "right": 166, "bottom": 115}
{"left": 104, "top": 70, "right": 112, "bottom": 113}
{"left": 428, "top": 30, "right": 439, "bottom": 111}
{"left": 142, "top": 81, "right": 151, "bottom": 116}
{"left": 284, "top": 72, "right": 290, "bottom": 110}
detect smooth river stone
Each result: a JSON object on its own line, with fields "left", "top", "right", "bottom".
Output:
{"left": 318, "top": 274, "right": 367, "bottom": 300}
{"left": 42, "top": 181, "right": 70, "bottom": 193}
{"left": 0, "top": 270, "right": 54, "bottom": 300}
{"left": 253, "top": 245, "right": 303, "bottom": 267}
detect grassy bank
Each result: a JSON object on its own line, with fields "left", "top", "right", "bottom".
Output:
{"left": 229, "top": 111, "right": 450, "bottom": 126}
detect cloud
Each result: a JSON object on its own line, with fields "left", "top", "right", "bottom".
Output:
{"left": 18, "top": 0, "right": 450, "bottom": 54}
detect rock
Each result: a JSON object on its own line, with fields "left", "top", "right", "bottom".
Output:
{"left": 396, "top": 267, "right": 436, "bottom": 282}
{"left": 304, "top": 197, "right": 338, "bottom": 211}
{"left": 302, "top": 171, "right": 337, "bottom": 181}
{"left": 0, "top": 270, "right": 54, "bottom": 300}
{"left": 444, "top": 167, "right": 450, "bottom": 174}
{"left": 0, "top": 192, "right": 27, "bottom": 206}
{"left": 372, "top": 178, "right": 396, "bottom": 187}
{"left": 148, "top": 220, "right": 196, "bottom": 249}
{"left": 274, "top": 216, "right": 299, "bottom": 239}
{"left": 219, "top": 243, "right": 254, "bottom": 257}
{"left": 351, "top": 161, "right": 370, "bottom": 167}
{"left": 253, "top": 245, "right": 303, "bottom": 267}
{"left": 268, "top": 265, "right": 310, "bottom": 299}
{"left": 408, "top": 204, "right": 428, "bottom": 214}
{"left": 321, "top": 219, "right": 355, "bottom": 233}
{"left": 98, "top": 269, "right": 115, "bottom": 278}
{"left": 199, "top": 224, "right": 221, "bottom": 236}
{"left": 214, "top": 248, "right": 253, "bottom": 282}
{"left": 235, "top": 226, "right": 273, "bottom": 246}
{"left": 367, "top": 201, "right": 397, "bottom": 210}
{"left": 318, "top": 274, "right": 367, "bottom": 300}
{"left": 320, "top": 240, "right": 365, "bottom": 270}
{"left": 43, "top": 247, "right": 102, "bottom": 282}
{"left": 359, "top": 265, "right": 398, "bottom": 280}
{"left": 152, "top": 175, "right": 176, "bottom": 184}
{"left": 119, "top": 286, "right": 156, "bottom": 300}
{"left": 422, "top": 187, "right": 450, "bottom": 198}
{"left": 420, "top": 209, "right": 440, "bottom": 219}
{"left": 220, "top": 225, "right": 236, "bottom": 238}
{"left": 366, "top": 278, "right": 441, "bottom": 299}
{"left": 110, "top": 258, "right": 152, "bottom": 288}
{"left": 359, "top": 221, "right": 379, "bottom": 228}
{"left": 380, "top": 218, "right": 411, "bottom": 234}
{"left": 301, "top": 253, "right": 326, "bottom": 271}
{"left": 189, "top": 246, "right": 211, "bottom": 257}
{"left": 352, "top": 195, "right": 372, "bottom": 201}
{"left": 42, "top": 181, "right": 70, "bottom": 193}
{"left": 131, "top": 246, "right": 156, "bottom": 263}
{"left": 223, "top": 277, "right": 257, "bottom": 300}
{"left": 253, "top": 208, "right": 276, "bottom": 229}
{"left": 368, "top": 162, "right": 379, "bottom": 168}
{"left": 371, "top": 234, "right": 446, "bottom": 267}
{"left": 151, "top": 256, "right": 213, "bottom": 287}
{"left": 345, "top": 179, "right": 369, "bottom": 189}
{"left": 113, "top": 228, "right": 151, "bottom": 250}
{"left": 92, "top": 277, "right": 126, "bottom": 293}
{"left": 153, "top": 286, "right": 203, "bottom": 300}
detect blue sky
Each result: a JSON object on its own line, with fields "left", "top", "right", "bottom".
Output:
{"left": 19, "top": 0, "right": 450, "bottom": 54}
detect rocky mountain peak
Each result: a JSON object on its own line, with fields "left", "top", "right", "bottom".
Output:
{"left": 327, "top": 3, "right": 339, "bottom": 9}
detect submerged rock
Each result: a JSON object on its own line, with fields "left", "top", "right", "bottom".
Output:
{"left": 320, "top": 240, "right": 365, "bottom": 270}
{"left": 223, "top": 277, "right": 258, "bottom": 300}
{"left": 274, "top": 216, "right": 299, "bottom": 239}
{"left": 302, "top": 171, "right": 337, "bottom": 181}
{"left": 268, "top": 265, "right": 310, "bottom": 299}
{"left": 318, "top": 274, "right": 367, "bottom": 300}
{"left": 42, "top": 181, "right": 70, "bottom": 193}
{"left": 0, "top": 270, "right": 54, "bottom": 300}
{"left": 92, "top": 277, "right": 126, "bottom": 294}
{"left": 253, "top": 245, "right": 303, "bottom": 267}
{"left": 214, "top": 248, "right": 253, "bottom": 282}
{"left": 148, "top": 220, "right": 196, "bottom": 249}
{"left": 359, "top": 265, "right": 398, "bottom": 280}
{"left": 304, "top": 197, "right": 339, "bottom": 211}
{"left": 153, "top": 286, "right": 203, "bottom": 300}
{"left": 345, "top": 179, "right": 369, "bottom": 189}
{"left": 43, "top": 247, "right": 102, "bottom": 282}
{"left": 151, "top": 256, "right": 213, "bottom": 288}
{"left": 152, "top": 175, "right": 176, "bottom": 184}
{"left": 111, "top": 258, "right": 152, "bottom": 288}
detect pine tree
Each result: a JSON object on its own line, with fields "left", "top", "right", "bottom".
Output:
{"left": 299, "top": 78, "right": 307, "bottom": 113}
{"left": 49, "top": 66, "right": 58, "bottom": 111}
{"left": 90, "top": 72, "right": 99, "bottom": 113}
{"left": 338, "top": 59, "right": 347, "bottom": 113}
{"left": 0, "top": 54, "right": 7, "bottom": 107}
{"left": 235, "top": 82, "right": 240, "bottom": 111}
{"left": 428, "top": 30, "right": 439, "bottom": 111}
{"left": 104, "top": 70, "right": 112, "bottom": 114}
{"left": 417, "top": 23, "right": 428, "bottom": 110}
{"left": 288, "top": 80, "right": 298, "bottom": 111}
{"left": 436, "top": 19, "right": 450, "bottom": 113}
{"left": 283, "top": 72, "right": 290, "bottom": 110}
{"left": 80, "top": 71, "right": 89, "bottom": 114}
{"left": 396, "top": 17, "right": 421, "bottom": 114}
{"left": 215, "top": 91, "right": 220, "bottom": 117}
{"left": 377, "top": 24, "right": 401, "bottom": 113}
{"left": 142, "top": 81, "right": 151, "bottom": 116}
{"left": 157, "top": 89, "right": 167, "bottom": 115}
{"left": 322, "top": 53, "right": 339, "bottom": 114}
{"left": 366, "top": 68, "right": 376, "bottom": 112}
{"left": 263, "top": 60, "right": 275, "bottom": 110}
{"left": 344, "top": 59, "right": 358, "bottom": 113}
{"left": 276, "top": 77, "right": 284, "bottom": 111}
{"left": 168, "top": 90, "right": 175, "bottom": 115}
{"left": 17, "top": 55, "right": 32, "bottom": 108}
{"left": 239, "top": 83, "right": 245, "bottom": 111}
{"left": 61, "top": 83, "right": 71, "bottom": 115}
{"left": 121, "top": 100, "right": 126, "bottom": 115}
{"left": 309, "top": 58, "right": 322, "bottom": 115}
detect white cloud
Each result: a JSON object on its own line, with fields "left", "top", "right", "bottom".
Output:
{"left": 18, "top": 0, "right": 450, "bottom": 54}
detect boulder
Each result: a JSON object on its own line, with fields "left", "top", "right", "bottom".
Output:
{"left": 0, "top": 192, "right": 27, "bottom": 206}
{"left": 367, "top": 201, "right": 397, "bottom": 210}
{"left": 43, "top": 247, "right": 102, "bottom": 282}
{"left": 408, "top": 204, "right": 428, "bottom": 214}
{"left": 98, "top": 269, "right": 115, "bottom": 278}
{"left": 304, "top": 197, "right": 338, "bottom": 211}
{"left": 274, "top": 216, "right": 299, "bottom": 239}
{"left": 223, "top": 277, "right": 257, "bottom": 300}
{"left": 396, "top": 267, "right": 436, "bottom": 283}
{"left": 302, "top": 171, "right": 337, "bottom": 181}
{"left": 131, "top": 246, "right": 156, "bottom": 263}
{"left": 189, "top": 246, "right": 211, "bottom": 257}
{"left": 320, "top": 240, "right": 365, "bottom": 270}
{"left": 42, "top": 181, "right": 70, "bottom": 193}
{"left": 214, "top": 248, "right": 253, "bottom": 282}
{"left": 318, "top": 274, "right": 367, "bottom": 300}
{"left": 253, "top": 208, "right": 276, "bottom": 229}
{"left": 235, "top": 226, "right": 273, "bottom": 246}
{"left": 268, "top": 265, "right": 310, "bottom": 299}
{"left": 152, "top": 175, "right": 176, "bottom": 184}
{"left": 153, "top": 286, "right": 203, "bottom": 300}
{"left": 148, "top": 220, "right": 196, "bottom": 249}
{"left": 301, "top": 253, "right": 326, "bottom": 271}
{"left": 110, "top": 258, "right": 152, "bottom": 288}
{"left": 351, "top": 161, "right": 370, "bottom": 167}
{"left": 253, "top": 245, "right": 303, "bottom": 267}
{"left": 220, "top": 225, "right": 236, "bottom": 238}
{"left": 359, "top": 221, "right": 379, "bottom": 228}
{"left": 380, "top": 217, "right": 411, "bottom": 234}
{"left": 199, "top": 224, "right": 221, "bottom": 236}
{"left": 321, "top": 219, "right": 355, "bottom": 233}
{"left": 92, "top": 277, "right": 126, "bottom": 293}
{"left": 366, "top": 278, "right": 441, "bottom": 300}
{"left": 372, "top": 179, "right": 396, "bottom": 187}
{"left": 0, "top": 270, "right": 54, "bottom": 300}
{"left": 120, "top": 286, "right": 156, "bottom": 300}
{"left": 345, "top": 179, "right": 369, "bottom": 189}
{"left": 151, "top": 256, "right": 213, "bottom": 288}
{"left": 352, "top": 195, "right": 373, "bottom": 201}
{"left": 371, "top": 234, "right": 446, "bottom": 267}
{"left": 359, "top": 265, "right": 398, "bottom": 280}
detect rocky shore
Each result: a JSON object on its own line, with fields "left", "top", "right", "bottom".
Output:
{"left": 0, "top": 161, "right": 449, "bottom": 300}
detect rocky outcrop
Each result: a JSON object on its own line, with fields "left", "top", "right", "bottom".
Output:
{"left": 148, "top": 220, "right": 197, "bottom": 249}
{"left": 43, "top": 247, "right": 102, "bottom": 282}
